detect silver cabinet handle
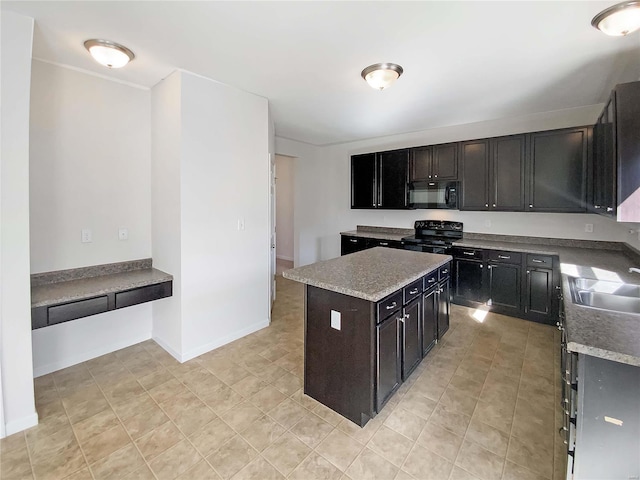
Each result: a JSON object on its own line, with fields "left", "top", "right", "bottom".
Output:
{"left": 607, "top": 207, "right": 614, "bottom": 212}
{"left": 529, "top": 204, "right": 533, "bottom": 208}
{"left": 594, "top": 205, "right": 601, "bottom": 209}
{"left": 531, "top": 259, "right": 544, "bottom": 263}
{"left": 379, "top": 242, "right": 389, "bottom": 246}
{"left": 428, "top": 175, "right": 432, "bottom": 179}
{"left": 492, "top": 203, "right": 496, "bottom": 207}
{"left": 498, "top": 255, "right": 510, "bottom": 259}
{"left": 386, "top": 302, "right": 397, "bottom": 310}
{"left": 488, "top": 265, "right": 492, "bottom": 270}
{"left": 372, "top": 202, "right": 376, "bottom": 207}
{"left": 441, "top": 269, "right": 448, "bottom": 274}
{"left": 427, "top": 278, "right": 436, "bottom": 283}
{"left": 463, "top": 251, "right": 475, "bottom": 256}
{"left": 485, "top": 203, "right": 488, "bottom": 207}
{"left": 398, "top": 316, "right": 405, "bottom": 324}
{"left": 434, "top": 174, "right": 438, "bottom": 178}
{"left": 349, "top": 239, "right": 358, "bottom": 243}
{"left": 409, "top": 288, "right": 419, "bottom": 295}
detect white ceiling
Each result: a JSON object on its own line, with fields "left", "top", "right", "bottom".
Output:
{"left": 3, "top": 1, "right": 640, "bottom": 146}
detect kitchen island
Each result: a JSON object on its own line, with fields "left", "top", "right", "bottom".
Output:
{"left": 283, "top": 247, "right": 451, "bottom": 427}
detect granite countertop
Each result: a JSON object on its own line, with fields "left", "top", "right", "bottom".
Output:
{"left": 32, "top": 262, "right": 173, "bottom": 308}
{"left": 336, "top": 227, "right": 640, "bottom": 366}
{"left": 283, "top": 247, "right": 451, "bottom": 302}
{"left": 340, "top": 229, "right": 410, "bottom": 242}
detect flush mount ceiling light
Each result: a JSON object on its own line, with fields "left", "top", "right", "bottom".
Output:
{"left": 84, "top": 39, "right": 135, "bottom": 68}
{"left": 591, "top": 1, "right": 640, "bottom": 36}
{"left": 361, "top": 63, "right": 404, "bottom": 90}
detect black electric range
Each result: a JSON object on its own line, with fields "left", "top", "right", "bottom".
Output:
{"left": 402, "top": 220, "right": 463, "bottom": 254}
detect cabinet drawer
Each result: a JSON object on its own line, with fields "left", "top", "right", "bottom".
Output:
{"left": 527, "top": 254, "right": 553, "bottom": 268}
{"left": 115, "top": 281, "right": 172, "bottom": 309}
{"left": 48, "top": 296, "right": 109, "bottom": 325}
{"left": 438, "top": 263, "right": 451, "bottom": 281}
{"left": 377, "top": 291, "right": 403, "bottom": 322}
{"left": 453, "top": 248, "right": 483, "bottom": 260}
{"left": 403, "top": 279, "right": 423, "bottom": 304}
{"left": 488, "top": 251, "right": 522, "bottom": 264}
{"left": 424, "top": 271, "right": 439, "bottom": 290}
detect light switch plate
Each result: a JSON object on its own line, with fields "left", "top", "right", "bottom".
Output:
{"left": 330, "top": 310, "right": 341, "bottom": 330}
{"left": 585, "top": 223, "right": 593, "bottom": 233}
{"left": 81, "top": 228, "right": 92, "bottom": 243}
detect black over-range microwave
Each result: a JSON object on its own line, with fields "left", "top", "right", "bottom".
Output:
{"left": 408, "top": 181, "right": 458, "bottom": 209}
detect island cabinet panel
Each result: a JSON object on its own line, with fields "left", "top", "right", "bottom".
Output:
{"left": 305, "top": 286, "right": 376, "bottom": 426}
{"left": 401, "top": 297, "right": 422, "bottom": 381}
{"left": 422, "top": 287, "right": 438, "bottom": 356}
{"left": 437, "top": 275, "right": 450, "bottom": 338}
{"left": 376, "top": 314, "right": 402, "bottom": 412}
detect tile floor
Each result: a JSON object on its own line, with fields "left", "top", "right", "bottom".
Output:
{"left": 1, "top": 276, "right": 567, "bottom": 480}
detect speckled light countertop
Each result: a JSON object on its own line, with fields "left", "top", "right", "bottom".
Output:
{"left": 32, "top": 262, "right": 173, "bottom": 308}
{"left": 339, "top": 227, "right": 640, "bottom": 366}
{"left": 340, "top": 228, "right": 411, "bottom": 242}
{"left": 283, "top": 247, "right": 451, "bottom": 302}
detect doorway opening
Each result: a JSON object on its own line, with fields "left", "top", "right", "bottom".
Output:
{"left": 275, "top": 154, "right": 295, "bottom": 275}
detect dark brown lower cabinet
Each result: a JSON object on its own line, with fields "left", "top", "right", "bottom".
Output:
{"left": 525, "top": 267, "right": 553, "bottom": 321}
{"left": 422, "top": 287, "right": 437, "bottom": 356}
{"left": 376, "top": 313, "right": 402, "bottom": 411}
{"left": 401, "top": 297, "right": 422, "bottom": 380}
{"left": 487, "top": 262, "right": 521, "bottom": 316}
{"left": 437, "top": 279, "right": 450, "bottom": 338}
{"left": 453, "top": 256, "right": 486, "bottom": 305}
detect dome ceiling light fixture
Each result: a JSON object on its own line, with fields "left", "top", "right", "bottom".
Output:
{"left": 84, "top": 39, "right": 135, "bottom": 68}
{"left": 361, "top": 63, "right": 404, "bottom": 90}
{"left": 591, "top": 1, "right": 640, "bottom": 36}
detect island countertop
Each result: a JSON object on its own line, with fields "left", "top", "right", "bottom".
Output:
{"left": 282, "top": 247, "right": 451, "bottom": 302}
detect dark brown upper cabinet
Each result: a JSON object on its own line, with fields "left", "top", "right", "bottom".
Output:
{"left": 526, "top": 127, "right": 590, "bottom": 213}
{"left": 410, "top": 143, "right": 458, "bottom": 182}
{"left": 351, "top": 149, "right": 409, "bottom": 209}
{"left": 460, "top": 140, "right": 490, "bottom": 210}
{"left": 592, "top": 81, "right": 640, "bottom": 222}
{"left": 492, "top": 135, "right": 526, "bottom": 211}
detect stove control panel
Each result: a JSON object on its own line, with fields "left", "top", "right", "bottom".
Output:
{"left": 414, "top": 220, "right": 463, "bottom": 232}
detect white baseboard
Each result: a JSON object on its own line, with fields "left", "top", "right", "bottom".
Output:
{"left": 276, "top": 255, "right": 294, "bottom": 262}
{"left": 32, "top": 331, "right": 152, "bottom": 377}
{"left": 177, "top": 319, "right": 270, "bottom": 363}
{"left": 4, "top": 412, "right": 39, "bottom": 437}
{"left": 151, "top": 335, "right": 183, "bottom": 363}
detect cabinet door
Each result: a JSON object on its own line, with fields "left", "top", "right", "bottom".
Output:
{"left": 492, "top": 135, "right": 525, "bottom": 211}
{"left": 488, "top": 263, "right": 521, "bottom": 314}
{"left": 341, "top": 236, "right": 370, "bottom": 255}
{"left": 527, "top": 128, "right": 589, "bottom": 212}
{"left": 378, "top": 150, "right": 409, "bottom": 209}
{"left": 437, "top": 280, "right": 450, "bottom": 339}
{"left": 432, "top": 143, "right": 458, "bottom": 180}
{"left": 454, "top": 258, "right": 486, "bottom": 304}
{"left": 351, "top": 153, "right": 377, "bottom": 209}
{"left": 410, "top": 147, "right": 432, "bottom": 182}
{"left": 601, "top": 96, "right": 616, "bottom": 215}
{"left": 402, "top": 298, "right": 422, "bottom": 380}
{"left": 525, "top": 267, "right": 553, "bottom": 322}
{"left": 376, "top": 314, "right": 401, "bottom": 411}
{"left": 422, "top": 287, "right": 437, "bottom": 357}
{"left": 460, "top": 140, "right": 490, "bottom": 210}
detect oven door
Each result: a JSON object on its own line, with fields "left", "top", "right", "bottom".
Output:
{"left": 403, "top": 243, "right": 448, "bottom": 254}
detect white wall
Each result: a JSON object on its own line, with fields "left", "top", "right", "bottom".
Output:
{"left": 151, "top": 71, "right": 271, "bottom": 362}
{"left": 179, "top": 73, "right": 270, "bottom": 359}
{"left": 1, "top": 11, "right": 38, "bottom": 436}
{"left": 275, "top": 155, "right": 294, "bottom": 261}
{"left": 29, "top": 60, "right": 152, "bottom": 273}
{"left": 287, "top": 105, "right": 640, "bottom": 266}
{"left": 151, "top": 71, "right": 183, "bottom": 358}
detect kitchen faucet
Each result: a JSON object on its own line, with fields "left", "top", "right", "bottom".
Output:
{"left": 629, "top": 268, "right": 640, "bottom": 274}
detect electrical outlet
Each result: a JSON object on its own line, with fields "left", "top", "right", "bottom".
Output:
{"left": 119, "top": 228, "right": 128, "bottom": 241}
{"left": 237, "top": 218, "right": 245, "bottom": 230}
{"left": 585, "top": 223, "right": 594, "bottom": 233}
{"left": 81, "top": 228, "right": 92, "bottom": 243}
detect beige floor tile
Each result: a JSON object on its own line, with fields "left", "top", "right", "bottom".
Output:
{"left": 135, "top": 421, "right": 183, "bottom": 461}
{"left": 189, "top": 418, "right": 236, "bottom": 457}
{"left": 111, "top": 392, "right": 157, "bottom": 421}
{"left": 428, "top": 403, "right": 471, "bottom": 438}
{"left": 72, "top": 407, "right": 120, "bottom": 443}
{"left": 506, "top": 435, "right": 553, "bottom": 479}
{"left": 472, "top": 400, "right": 514, "bottom": 434}
{"left": 417, "top": 421, "right": 464, "bottom": 462}
{"left": 239, "top": 415, "right": 285, "bottom": 452}
{"left": 80, "top": 424, "right": 131, "bottom": 464}
{"left": 511, "top": 398, "right": 554, "bottom": 451}
{"left": 160, "top": 390, "right": 217, "bottom": 436}
{"left": 502, "top": 461, "right": 549, "bottom": 480}
{"left": 102, "top": 378, "right": 146, "bottom": 406}
{"left": 267, "top": 398, "right": 307, "bottom": 428}
{"left": 0, "top": 432, "right": 27, "bottom": 455}
{"left": 137, "top": 368, "right": 174, "bottom": 390}
{"left": 206, "top": 435, "right": 258, "bottom": 480}
{"left": 231, "top": 456, "right": 284, "bottom": 480}
{"left": 65, "top": 468, "right": 93, "bottom": 480}
{"left": 448, "top": 374, "right": 484, "bottom": 399}
{"left": 439, "top": 387, "right": 478, "bottom": 417}
{"left": 313, "top": 403, "right": 346, "bottom": 426}
{"left": 449, "top": 466, "right": 481, "bottom": 480}
{"left": 271, "top": 371, "right": 302, "bottom": 396}
{"left": 402, "top": 444, "right": 453, "bottom": 480}
{"left": 290, "top": 389, "right": 322, "bottom": 410}
{"left": 0, "top": 445, "right": 33, "bottom": 480}
{"left": 383, "top": 408, "right": 426, "bottom": 441}
{"left": 345, "top": 447, "right": 398, "bottom": 480}
{"left": 31, "top": 444, "right": 87, "bottom": 480}
{"left": 123, "top": 404, "right": 170, "bottom": 440}
{"left": 221, "top": 401, "right": 264, "bottom": 434}
{"left": 176, "top": 460, "right": 222, "bottom": 479}
{"left": 231, "top": 374, "right": 268, "bottom": 398}
{"left": 289, "top": 452, "right": 342, "bottom": 480}
{"left": 148, "top": 439, "right": 202, "bottom": 480}
{"left": 216, "top": 364, "right": 252, "bottom": 386}
{"left": 262, "top": 431, "right": 311, "bottom": 476}
{"left": 455, "top": 439, "right": 504, "bottom": 480}
{"left": 89, "top": 443, "right": 145, "bottom": 479}
{"left": 367, "top": 425, "right": 413, "bottom": 467}
{"left": 396, "top": 391, "right": 438, "bottom": 420}
{"left": 147, "top": 377, "right": 188, "bottom": 404}
{"left": 465, "top": 419, "right": 509, "bottom": 458}
{"left": 25, "top": 410, "right": 71, "bottom": 445}
{"left": 202, "top": 385, "right": 244, "bottom": 416}
{"left": 316, "top": 429, "right": 363, "bottom": 472}
{"left": 122, "top": 465, "right": 156, "bottom": 480}
{"left": 28, "top": 427, "right": 78, "bottom": 465}
{"left": 289, "top": 412, "right": 334, "bottom": 448}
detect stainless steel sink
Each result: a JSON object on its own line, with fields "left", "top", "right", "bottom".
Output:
{"left": 571, "top": 278, "right": 640, "bottom": 297}
{"left": 569, "top": 277, "right": 640, "bottom": 314}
